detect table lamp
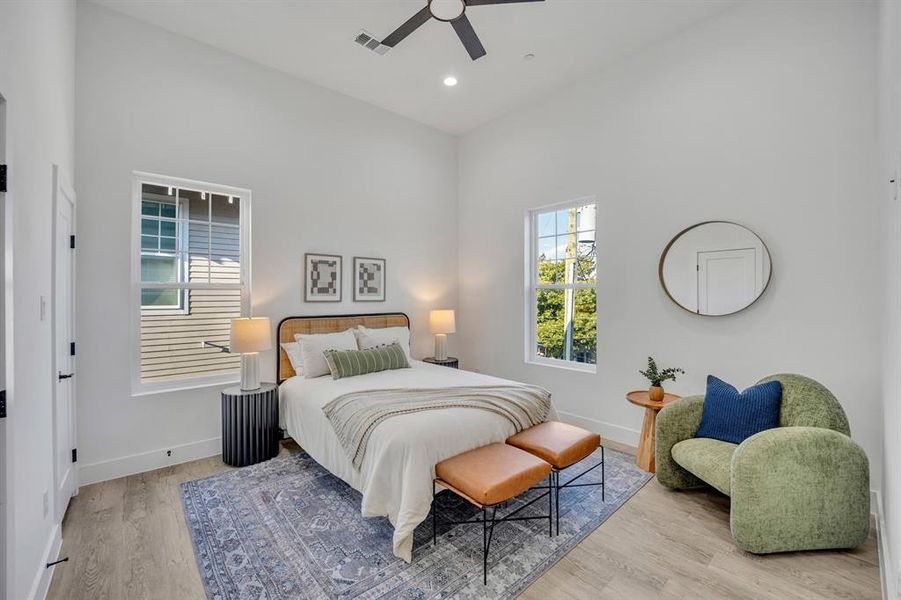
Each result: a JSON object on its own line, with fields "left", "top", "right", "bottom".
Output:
{"left": 230, "top": 317, "right": 272, "bottom": 391}
{"left": 429, "top": 309, "right": 456, "bottom": 361}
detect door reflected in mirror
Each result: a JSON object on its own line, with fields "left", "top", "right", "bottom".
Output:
{"left": 659, "top": 222, "right": 771, "bottom": 316}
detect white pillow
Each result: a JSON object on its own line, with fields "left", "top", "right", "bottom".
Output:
{"left": 355, "top": 325, "right": 412, "bottom": 360}
{"left": 294, "top": 329, "right": 358, "bottom": 378}
{"left": 280, "top": 342, "right": 304, "bottom": 376}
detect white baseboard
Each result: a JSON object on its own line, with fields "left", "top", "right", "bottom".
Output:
{"left": 78, "top": 436, "right": 222, "bottom": 486}
{"left": 27, "top": 523, "right": 61, "bottom": 600}
{"left": 875, "top": 490, "right": 897, "bottom": 600}
{"left": 556, "top": 410, "right": 640, "bottom": 447}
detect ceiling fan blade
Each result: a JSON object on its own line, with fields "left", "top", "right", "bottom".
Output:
{"left": 465, "top": 0, "right": 544, "bottom": 5}
{"left": 451, "top": 14, "right": 487, "bottom": 60}
{"left": 381, "top": 6, "right": 431, "bottom": 48}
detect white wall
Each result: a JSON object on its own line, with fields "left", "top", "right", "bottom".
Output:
{"left": 0, "top": 1, "right": 76, "bottom": 599}
{"left": 879, "top": 0, "right": 901, "bottom": 595}
{"left": 458, "top": 0, "right": 882, "bottom": 489}
{"left": 75, "top": 3, "right": 458, "bottom": 484}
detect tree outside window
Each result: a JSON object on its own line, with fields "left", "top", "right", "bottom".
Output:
{"left": 531, "top": 202, "right": 597, "bottom": 366}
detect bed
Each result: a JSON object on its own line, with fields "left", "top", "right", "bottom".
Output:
{"left": 276, "top": 313, "right": 555, "bottom": 562}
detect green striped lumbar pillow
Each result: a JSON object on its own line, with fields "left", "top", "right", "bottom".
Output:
{"left": 323, "top": 342, "right": 410, "bottom": 380}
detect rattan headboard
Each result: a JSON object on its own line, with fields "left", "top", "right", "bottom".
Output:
{"left": 277, "top": 312, "right": 410, "bottom": 383}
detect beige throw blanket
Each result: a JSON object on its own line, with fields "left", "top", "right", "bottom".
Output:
{"left": 323, "top": 385, "right": 552, "bottom": 469}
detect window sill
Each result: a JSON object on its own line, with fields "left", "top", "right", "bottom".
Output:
{"left": 131, "top": 375, "right": 240, "bottom": 398}
{"left": 140, "top": 307, "right": 189, "bottom": 317}
{"left": 525, "top": 358, "right": 597, "bottom": 374}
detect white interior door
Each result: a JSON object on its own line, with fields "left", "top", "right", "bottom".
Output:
{"left": 52, "top": 165, "right": 76, "bottom": 523}
{"left": 697, "top": 247, "right": 758, "bottom": 315}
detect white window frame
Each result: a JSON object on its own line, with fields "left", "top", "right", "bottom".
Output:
{"left": 131, "top": 171, "right": 252, "bottom": 396}
{"left": 524, "top": 196, "right": 598, "bottom": 373}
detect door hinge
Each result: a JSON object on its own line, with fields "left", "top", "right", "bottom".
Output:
{"left": 70, "top": 341, "right": 76, "bottom": 356}
{"left": 0, "top": 164, "right": 6, "bottom": 193}
{"left": 69, "top": 235, "right": 75, "bottom": 249}
{"left": 71, "top": 448, "right": 77, "bottom": 463}
{"left": 0, "top": 390, "right": 6, "bottom": 419}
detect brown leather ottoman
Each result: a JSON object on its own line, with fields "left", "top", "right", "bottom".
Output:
{"left": 507, "top": 421, "right": 604, "bottom": 535}
{"left": 433, "top": 443, "right": 553, "bottom": 584}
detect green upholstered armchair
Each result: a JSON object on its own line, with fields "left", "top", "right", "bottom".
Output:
{"left": 655, "top": 374, "right": 869, "bottom": 554}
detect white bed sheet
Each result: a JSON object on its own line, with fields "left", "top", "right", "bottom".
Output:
{"left": 279, "top": 360, "right": 556, "bottom": 562}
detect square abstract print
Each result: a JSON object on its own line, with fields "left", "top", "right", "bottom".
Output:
{"left": 357, "top": 261, "right": 382, "bottom": 296}
{"left": 309, "top": 259, "right": 338, "bottom": 295}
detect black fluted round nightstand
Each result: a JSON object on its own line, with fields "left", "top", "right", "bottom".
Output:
{"left": 221, "top": 383, "right": 279, "bottom": 467}
{"left": 423, "top": 357, "right": 459, "bottom": 369}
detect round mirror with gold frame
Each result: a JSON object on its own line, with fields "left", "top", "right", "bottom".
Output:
{"left": 659, "top": 221, "right": 772, "bottom": 316}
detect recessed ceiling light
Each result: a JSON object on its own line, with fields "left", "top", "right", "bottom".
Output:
{"left": 443, "top": 76, "right": 458, "bottom": 87}
{"left": 524, "top": 53, "right": 535, "bottom": 61}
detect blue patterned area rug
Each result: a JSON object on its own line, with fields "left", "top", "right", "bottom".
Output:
{"left": 181, "top": 447, "right": 650, "bottom": 599}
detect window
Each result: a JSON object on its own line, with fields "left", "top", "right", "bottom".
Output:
{"left": 141, "top": 195, "right": 185, "bottom": 310}
{"left": 132, "top": 172, "right": 250, "bottom": 394}
{"left": 526, "top": 199, "right": 597, "bottom": 371}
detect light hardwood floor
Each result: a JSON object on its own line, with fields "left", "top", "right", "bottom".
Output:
{"left": 47, "top": 441, "right": 881, "bottom": 600}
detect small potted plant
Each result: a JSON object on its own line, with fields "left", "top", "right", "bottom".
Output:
{"left": 639, "top": 357, "right": 684, "bottom": 402}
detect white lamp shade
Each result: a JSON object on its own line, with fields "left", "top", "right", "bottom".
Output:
{"left": 230, "top": 317, "right": 272, "bottom": 353}
{"left": 429, "top": 310, "right": 456, "bottom": 334}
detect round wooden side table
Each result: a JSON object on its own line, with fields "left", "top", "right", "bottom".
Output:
{"left": 626, "top": 390, "right": 681, "bottom": 473}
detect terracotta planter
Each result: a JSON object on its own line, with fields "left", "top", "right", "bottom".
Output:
{"left": 648, "top": 386, "right": 665, "bottom": 402}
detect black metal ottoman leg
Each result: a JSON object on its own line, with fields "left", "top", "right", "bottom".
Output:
{"left": 432, "top": 480, "right": 438, "bottom": 546}
{"left": 548, "top": 474, "right": 553, "bottom": 537}
{"left": 555, "top": 470, "right": 561, "bottom": 536}
{"left": 601, "top": 446, "right": 606, "bottom": 502}
{"left": 482, "top": 508, "right": 488, "bottom": 585}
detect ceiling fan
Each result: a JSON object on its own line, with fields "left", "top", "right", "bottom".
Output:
{"left": 380, "top": 0, "right": 545, "bottom": 61}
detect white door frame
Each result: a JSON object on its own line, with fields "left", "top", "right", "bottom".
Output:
{"left": 0, "top": 90, "right": 9, "bottom": 600}
{"left": 51, "top": 164, "right": 77, "bottom": 524}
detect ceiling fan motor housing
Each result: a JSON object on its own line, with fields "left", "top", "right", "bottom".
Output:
{"left": 429, "top": 0, "right": 466, "bottom": 22}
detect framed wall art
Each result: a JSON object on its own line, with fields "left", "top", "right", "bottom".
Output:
{"left": 304, "top": 253, "right": 342, "bottom": 302}
{"left": 353, "top": 256, "right": 386, "bottom": 302}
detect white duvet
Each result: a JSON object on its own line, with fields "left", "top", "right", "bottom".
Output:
{"left": 279, "top": 360, "right": 556, "bottom": 562}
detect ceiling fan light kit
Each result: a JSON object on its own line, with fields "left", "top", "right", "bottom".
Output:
{"left": 379, "top": 0, "right": 544, "bottom": 61}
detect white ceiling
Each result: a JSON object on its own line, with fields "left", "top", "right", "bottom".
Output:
{"left": 93, "top": 0, "right": 738, "bottom": 135}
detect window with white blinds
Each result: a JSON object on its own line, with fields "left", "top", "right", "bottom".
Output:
{"left": 132, "top": 172, "right": 251, "bottom": 395}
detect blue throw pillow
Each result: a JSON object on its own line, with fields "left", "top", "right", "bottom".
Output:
{"left": 695, "top": 375, "right": 782, "bottom": 444}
